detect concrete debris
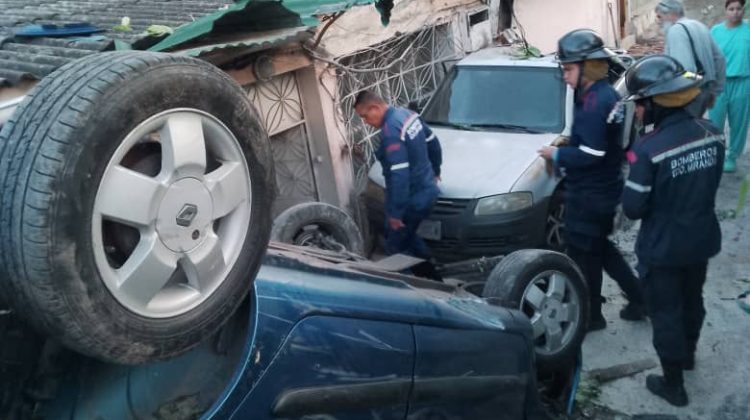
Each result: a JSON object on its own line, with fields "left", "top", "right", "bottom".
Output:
{"left": 627, "top": 38, "right": 665, "bottom": 57}
{"left": 586, "top": 359, "right": 659, "bottom": 384}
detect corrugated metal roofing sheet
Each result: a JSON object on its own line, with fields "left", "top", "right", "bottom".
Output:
{"left": 0, "top": 0, "right": 392, "bottom": 87}
{"left": 0, "top": 0, "right": 232, "bottom": 86}
{"left": 0, "top": 1, "right": 233, "bottom": 42}
{"left": 177, "top": 27, "right": 313, "bottom": 57}
{"left": 149, "top": 0, "right": 386, "bottom": 52}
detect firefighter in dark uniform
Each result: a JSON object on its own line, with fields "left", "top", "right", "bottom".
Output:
{"left": 354, "top": 90, "right": 443, "bottom": 279}
{"left": 622, "top": 55, "right": 724, "bottom": 407}
{"left": 539, "top": 29, "right": 645, "bottom": 331}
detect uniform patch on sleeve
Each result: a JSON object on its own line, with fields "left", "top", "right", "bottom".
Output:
{"left": 386, "top": 143, "right": 401, "bottom": 153}
{"left": 405, "top": 119, "right": 423, "bottom": 140}
{"left": 607, "top": 101, "right": 625, "bottom": 124}
{"left": 626, "top": 150, "right": 638, "bottom": 164}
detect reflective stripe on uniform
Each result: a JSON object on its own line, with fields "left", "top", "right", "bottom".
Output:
{"left": 400, "top": 114, "right": 420, "bottom": 141}
{"left": 391, "top": 162, "right": 410, "bottom": 170}
{"left": 426, "top": 133, "right": 436, "bottom": 142}
{"left": 651, "top": 135, "right": 725, "bottom": 163}
{"left": 625, "top": 180, "right": 652, "bottom": 193}
{"left": 579, "top": 145, "right": 606, "bottom": 157}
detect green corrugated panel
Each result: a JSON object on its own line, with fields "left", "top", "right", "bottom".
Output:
{"left": 150, "top": 0, "right": 388, "bottom": 53}
{"left": 176, "top": 27, "right": 312, "bottom": 57}
{"left": 281, "top": 0, "right": 380, "bottom": 26}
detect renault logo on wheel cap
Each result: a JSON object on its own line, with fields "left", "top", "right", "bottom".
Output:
{"left": 176, "top": 204, "right": 199, "bottom": 227}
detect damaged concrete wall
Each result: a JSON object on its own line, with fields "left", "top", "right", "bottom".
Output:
{"left": 319, "top": 0, "right": 486, "bottom": 57}
{"left": 513, "top": 0, "right": 622, "bottom": 54}
{"left": 628, "top": 0, "right": 731, "bottom": 42}
{"left": 311, "top": 0, "right": 491, "bottom": 206}
{"left": 308, "top": 63, "right": 354, "bottom": 208}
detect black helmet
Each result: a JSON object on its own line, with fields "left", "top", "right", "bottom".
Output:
{"left": 557, "top": 29, "right": 614, "bottom": 63}
{"left": 623, "top": 55, "right": 702, "bottom": 101}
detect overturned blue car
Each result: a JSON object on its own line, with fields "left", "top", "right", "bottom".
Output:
{"left": 2, "top": 244, "right": 587, "bottom": 420}
{"left": 1, "top": 46, "right": 588, "bottom": 419}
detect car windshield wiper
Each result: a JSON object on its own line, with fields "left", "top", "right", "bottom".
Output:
{"left": 468, "top": 123, "right": 544, "bottom": 134}
{"left": 423, "top": 121, "right": 478, "bottom": 131}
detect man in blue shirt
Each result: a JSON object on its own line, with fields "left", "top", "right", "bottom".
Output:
{"left": 354, "top": 91, "right": 442, "bottom": 279}
{"left": 539, "top": 29, "right": 645, "bottom": 331}
{"left": 622, "top": 55, "right": 724, "bottom": 407}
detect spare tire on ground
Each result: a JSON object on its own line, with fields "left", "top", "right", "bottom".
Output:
{"left": 0, "top": 51, "right": 274, "bottom": 364}
{"left": 271, "top": 202, "right": 364, "bottom": 255}
{"left": 482, "top": 249, "right": 588, "bottom": 373}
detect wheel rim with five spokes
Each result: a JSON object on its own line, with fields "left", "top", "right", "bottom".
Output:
{"left": 92, "top": 109, "right": 253, "bottom": 318}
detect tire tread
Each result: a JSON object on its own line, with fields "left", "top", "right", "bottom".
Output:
{"left": 0, "top": 51, "right": 269, "bottom": 363}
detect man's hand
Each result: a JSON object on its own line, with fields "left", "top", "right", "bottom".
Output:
{"left": 538, "top": 146, "right": 557, "bottom": 161}
{"left": 706, "top": 93, "right": 717, "bottom": 110}
{"left": 551, "top": 136, "right": 570, "bottom": 147}
{"left": 538, "top": 146, "right": 558, "bottom": 176}
{"left": 388, "top": 217, "right": 405, "bottom": 231}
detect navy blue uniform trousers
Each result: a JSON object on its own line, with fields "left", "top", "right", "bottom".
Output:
{"left": 642, "top": 263, "right": 708, "bottom": 365}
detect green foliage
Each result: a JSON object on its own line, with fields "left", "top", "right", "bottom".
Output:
{"left": 144, "top": 25, "right": 174, "bottom": 37}
{"left": 738, "top": 175, "right": 750, "bottom": 214}
{"left": 575, "top": 378, "right": 602, "bottom": 408}
{"left": 514, "top": 44, "right": 542, "bottom": 59}
{"left": 113, "top": 17, "right": 132, "bottom": 32}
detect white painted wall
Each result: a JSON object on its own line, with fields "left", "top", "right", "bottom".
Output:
{"left": 312, "top": 62, "right": 355, "bottom": 208}
{"left": 513, "top": 0, "right": 622, "bottom": 54}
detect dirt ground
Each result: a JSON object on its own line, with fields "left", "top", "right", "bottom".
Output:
{"left": 577, "top": 145, "right": 750, "bottom": 419}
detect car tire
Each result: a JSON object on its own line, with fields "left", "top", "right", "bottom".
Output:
{"left": 0, "top": 51, "right": 274, "bottom": 364}
{"left": 482, "top": 249, "right": 588, "bottom": 373}
{"left": 349, "top": 193, "right": 375, "bottom": 257}
{"left": 271, "top": 202, "right": 364, "bottom": 255}
{"left": 545, "top": 191, "right": 565, "bottom": 251}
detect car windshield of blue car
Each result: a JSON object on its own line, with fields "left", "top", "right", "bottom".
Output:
{"left": 422, "top": 65, "right": 566, "bottom": 134}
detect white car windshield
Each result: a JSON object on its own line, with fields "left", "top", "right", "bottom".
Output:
{"left": 422, "top": 65, "right": 566, "bottom": 134}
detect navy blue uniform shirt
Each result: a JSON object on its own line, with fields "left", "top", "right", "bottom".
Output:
{"left": 555, "top": 80, "right": 624, "bottom": 237}
{"left": 623, "top": 110, "right": 724, "bottom": 267}
{"left": 376, "top": 107, "right": 442, "bottom": 220}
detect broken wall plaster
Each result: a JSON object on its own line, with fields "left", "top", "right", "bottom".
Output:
{"left": 316, "top": 0, "right": 482, "bottom": 57}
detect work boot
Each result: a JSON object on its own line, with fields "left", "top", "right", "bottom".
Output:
{"left": 587, "top": 313, "right": 607, "bottom": 332}
{"left": 646, "top": 363, "right": 688, "bottom": 407}
{"left": 619, "top": 302, "right": 646, "bottom": 321}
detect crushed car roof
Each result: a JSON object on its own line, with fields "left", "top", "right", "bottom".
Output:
{"left": 457, "top": 47, "right": 560, "bottom": 68}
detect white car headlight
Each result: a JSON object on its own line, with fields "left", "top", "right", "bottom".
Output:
{"left": 474, "top": 192, "right": 533, "bottom": 216}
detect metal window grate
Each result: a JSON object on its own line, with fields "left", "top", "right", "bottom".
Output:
{"left": 334, "top": 24, "right": 465, "bottom": 191}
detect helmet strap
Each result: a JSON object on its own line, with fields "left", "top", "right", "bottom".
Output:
{"left": 574, "top": 63, "right": 585, "bottom": 103}
{"left": 641, "top": 98, "right": 679, "bottom": 128}
{"left": 641, "top": 98, "right": 656, "bottom": 127}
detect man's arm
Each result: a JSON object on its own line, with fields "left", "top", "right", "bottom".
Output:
{"left": 709, "top": 37, "right": 726, "bottom": 95}
{"left": 622, "top": 148, "right": 655, "bottom": 220}
{"left": 382, "top": 135, "right": 410, "bottom": 222}
{"left": 666, "top": 25, "right": 698, "bottom": 72}
{"left": 556, "top": 100, "right": 610, "bottom": 169}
